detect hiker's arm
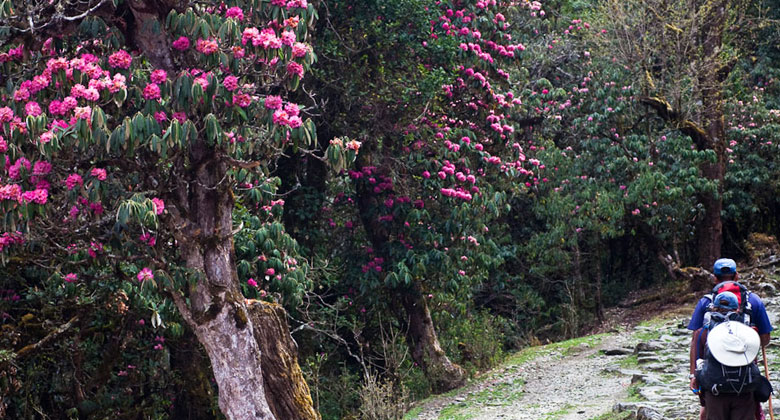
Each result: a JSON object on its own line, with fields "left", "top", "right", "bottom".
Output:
{"left": 760, "top": 333, "right": 770, "bottom": 348}
{"left": 689, "top": 333, "right": 698, "bottom": 391}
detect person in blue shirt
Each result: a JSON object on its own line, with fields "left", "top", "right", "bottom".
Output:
{"left": 688, "top": 258, "right": 773, "bottom": 420}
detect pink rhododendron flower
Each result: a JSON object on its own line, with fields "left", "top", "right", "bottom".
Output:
{"left": 292, "top": 42, "right": 310, "bottom": 58}
{"left": 143, "top": 83, "right": 161, "bottom": 100}
{"left": 13, "top": 87, "right": 30, "bottom": 101}
{"left": 0, "top": 136, "right": 6, "bottom": 153}
{"left": 273, "top": 110, "right": 289, "bottom": 126}
{"left": 108, "top": 50, "right": 132, "bottom": 69}
{"left": 345, "top": 140, "right": 361, "bottom": 153}
{"left": 172, "top": 36, "right": 190, "bottom": 51}
{"left": 196, "top": 38, "right": 219, "bottom": 55}
{"left": 65, "top": 173, "right": 83, "bottom": 190}
{"left": 64, "top": 273, "right": 78, "bottom": 283}
{"left": 288, "top": 116, "right": 303, "bottom": 128}
{"left": 39, "top": 131, "right": 54, "bottom": 144}
{"left": 153, "top": 111, "right": 167, "bottom": 123}
{"left": 265, "top": 268, "right": 275, "bottom": 276}
{"left": 286, "top": 61, "right": 304, "bottom": 78}
{"left": 223, "top": 75, "right": 239, "bottom": 91}
{"left": 247, "top": 278, "right": 258, "bottom": 287}
{"left": 0, "top": 107, "right": 13, "bottom": 122}
{"left": 137, "top": 267, "right": 154, "bottom": 282}
{"left": 150, "top": 69, "right": 167, "bottom": 84}
{"left": 151, "top": 197, "right": 164, "bottom": 215}
{"left": 286, "top": 0, "right": 307, "bottom": 9}
{"left": 33, "top": 161, "right": 52, "bottom": 176}
{"left": 74, "top": 106, "right": 92, "bottom": 121}
{"left": 25, "top": 101, "right": 42, "bottom": 117}
{"left": 233, "top": 93, "right": 252, "bottom": 107}
{"left": 91, "top": 168, "right": 107, "bottom": 180}
{"left": 281, "top": 30, "right": 296, "bottom": 47}
{"left": 225, "top": 6, "right": 244, "bottom": 20}
{"left": 173, "top": 112, "right": 187, "bottom": 123}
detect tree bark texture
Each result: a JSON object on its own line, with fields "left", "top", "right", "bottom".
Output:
{"left": 170, "top": 147, "right": 276, "bottom": 420}
{"left": 249, "top": 301, "right": 320, "bottom": 420}
{"left": 399, "top": 286, "right": 467, "bottom": 393}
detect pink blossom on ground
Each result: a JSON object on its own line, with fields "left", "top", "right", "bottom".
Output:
{"left": 64, "top": 273, "right": 78, "bottom": 283}
{"left": 172, "top": 37, "right": 190, "bottom": 51}
{"left": 137, "top": 267, "right": 154, "bottom": 282}
{"left": 151, "top": 197, "right": 164, "bottom": 215}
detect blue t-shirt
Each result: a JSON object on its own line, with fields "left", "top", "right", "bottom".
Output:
{"left": 687, "top": 292, "right": 773, "bottom": 335}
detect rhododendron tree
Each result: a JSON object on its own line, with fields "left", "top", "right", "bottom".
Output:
{"left": 301, "top": 0, "right": 556, "bottom": 393}
{"left": 0, "top": 0, "right": 335, "bottom": 418}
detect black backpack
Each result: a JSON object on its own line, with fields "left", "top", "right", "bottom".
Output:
{"left": 696, "top": 342, "right": 761, "bottom": 395}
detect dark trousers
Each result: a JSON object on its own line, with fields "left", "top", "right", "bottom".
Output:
{"left": 703, "top": 392, "right": 757, "bottom": 420}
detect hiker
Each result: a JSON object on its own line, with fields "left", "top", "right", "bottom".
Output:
{"left": 688, "top": 258, "right": 773, "bottom": 420}
{"left": 690, "top": 292, "right": 751, "bottom": 418}
{"left": 696, "top": 319, "right": 763, "bottom": 420}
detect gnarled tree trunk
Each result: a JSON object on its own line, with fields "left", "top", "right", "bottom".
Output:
{"left": 169, "top": 147, "right": 276, "bottom": 419}
{"left": 249, "top": 301, "right": 320, "bottom": 420}
{"left": 399, "top": 285, "right": 466, "bottom": 393}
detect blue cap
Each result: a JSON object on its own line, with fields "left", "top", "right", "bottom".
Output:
{"left": 713, "top": 258, "right": 737, "bottom": 276}
{"left": 713, "top": 291, "right": 739, "bottom": 310}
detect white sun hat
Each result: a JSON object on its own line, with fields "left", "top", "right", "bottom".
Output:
{"left": 708, "top": 321, "right": 761, "bottom": 367}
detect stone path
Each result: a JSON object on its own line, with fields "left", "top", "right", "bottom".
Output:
{"left": 410, "top": 271, "right": 780, "bottom": 420}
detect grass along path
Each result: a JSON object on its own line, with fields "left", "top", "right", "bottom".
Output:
{"left": 406, "top": 332, "right": 638, "bottom": 420}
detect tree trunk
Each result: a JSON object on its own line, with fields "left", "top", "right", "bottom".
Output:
{"left": 695, "top": 0, "right": 729, "bottom": 268}
{"left": 249, "top": 301, "right": 320, "bottom": 420}
{"left": 399, "top": 285, "right": 466, "bottom": 393}
{"left": 169, "top": 148, "right": 276, "bottom": 420}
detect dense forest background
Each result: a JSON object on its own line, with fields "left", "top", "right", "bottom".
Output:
{"left": 1, "top": 0, "right": 780, "bottom": 418}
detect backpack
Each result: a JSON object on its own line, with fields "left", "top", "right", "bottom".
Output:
{"left": 696, "top": 344, "right": 762, "bottom": 395}
{"left": 703, "top": 281, "right": 753, "bottom": 327}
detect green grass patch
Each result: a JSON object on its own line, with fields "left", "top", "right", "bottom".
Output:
{"left": 618, "top": 354, "right": 638, "bottom": 368}
{"left": 625, "top": 383, "right": 644, "bottom": 402}
{"left": 505, "top": 333, "right": 609, "bottom": 366}
{"left": 543, "top": 403, "right": 574, "bottom": 419}
{"left": 588, "top": 410, "right": 633, "bottom": 420}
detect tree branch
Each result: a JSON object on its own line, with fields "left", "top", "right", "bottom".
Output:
{"left": 15, "top": 315, "right": 79, "bottom": 359}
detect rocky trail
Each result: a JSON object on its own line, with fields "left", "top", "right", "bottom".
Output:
{"left": 407, "top": 269, "right": 780, "bottom": 420}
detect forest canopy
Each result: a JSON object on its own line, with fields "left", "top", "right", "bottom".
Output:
{"left": 1, "top": 0, "right": 779, "bottom": 418}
